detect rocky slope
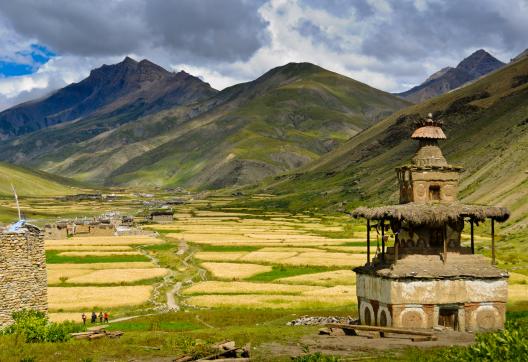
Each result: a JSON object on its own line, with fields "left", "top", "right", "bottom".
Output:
{"left": 0, "top": 57, "right": 217, "bottom": 139}
{"left": 255, "top": 56, "right": 528, "bottom": 230}
{"left": 0, "top": 61, "right": 410, "bottom": 189}
{"left": 397, "top": 49, "right": 504, "bottom": 103}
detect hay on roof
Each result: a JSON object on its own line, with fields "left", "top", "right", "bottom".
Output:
{"left": 351, "top": 202, "right": 509, "bottom": 225}
{"left": 411, "top": 126, "right": 446, "bottom": 139}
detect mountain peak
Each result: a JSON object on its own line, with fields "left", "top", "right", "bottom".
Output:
{"left": 122, "top": 56, "right": 137, "bottom": 64}
{"left": 456, "top": 49, "right": 504, "bottom": 77}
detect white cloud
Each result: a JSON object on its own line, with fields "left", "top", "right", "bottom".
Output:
{"left": 0, "top": 0, "right": 527, "bottom": 111}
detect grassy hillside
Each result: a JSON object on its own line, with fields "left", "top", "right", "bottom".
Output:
{"left": 0, "top": 162, "right": 82, "bottom": 197}
{"left": 105, "top": 63, "right": 410, "bottom": 188}
{"left": 247, "top": 57, "right": 528, "bottom": 230}
{"left": 0, "top": 62, "right": 409, "bottom": 189}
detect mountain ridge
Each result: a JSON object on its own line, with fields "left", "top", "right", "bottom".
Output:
{"left": 0, "top": 60, "right": 410, "bottom": 189}
{"left": 397, "top": 49, "right": 505, "bottom": 103}
{"left": 0, "top": 57, "right": 217, "bottom": 139}
{"left": 252, "top": 56, "right": 528, "bottom": 230}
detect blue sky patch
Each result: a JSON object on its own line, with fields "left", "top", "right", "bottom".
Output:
{"left": 0, "top": 44, "right": 56, "bottom": 77}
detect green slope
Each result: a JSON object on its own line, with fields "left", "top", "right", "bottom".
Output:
{"left": 0, "top": 63, "right": 409, "bottom": 189}
{"left": 103, "top": 63, "right": 410, "bottom": 188}
{"left": 0, "top": 162, "right": 82, "bottom": 197}
{"left": 252, "top": 57, "right": 528, "bottom": 230}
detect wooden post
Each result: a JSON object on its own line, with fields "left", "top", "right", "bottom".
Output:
{"left": 443, "top": 223, "right": 447, "bottom": 264}
{"left": 381, "top": 219, "right": 385, "bottom": 263}
{"left": 470, "top": 219, "right": 475, "bottom": 254}
{"left": 491, "top": 218, "right": 495, "bottom": 265}
{"left": 367, "top": 219, "right": 371, "bottom": 265}
{"left": 394, "top": 232, "right": 399, "bottom": 265}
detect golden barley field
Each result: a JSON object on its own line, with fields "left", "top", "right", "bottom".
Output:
{"left": 46, "top": 235, "right": 163, "bottom": 246}
{"left": 48, "top": 286, "right": 153, "bottom": 311}
{"left": 65, "top": 268, "right": 169, "bottom": 284}
{"left": 201, "top": 262, "right": 272, "bottom": 279}
{"left": 183, "top": 281, "right": 319, "bottom": 295}
{"left": 277, "top": 270, "right": 357, "bottom": 286}
{"left": 185, "top": 294, "right": 358, "bottom": 309}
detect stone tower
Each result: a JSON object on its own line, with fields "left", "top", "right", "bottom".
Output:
{"left": 397, "top": 114, "right": 461, "bottom": 204}
{"left": 0, "top": 224, "right": 47, "bottom": 327}
{"left": 352, "top": 114, "right": 510, "bottom": 332}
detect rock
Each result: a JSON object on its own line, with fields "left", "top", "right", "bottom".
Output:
{"left": 287, "top": 316, "right": 358, "bottom": 326}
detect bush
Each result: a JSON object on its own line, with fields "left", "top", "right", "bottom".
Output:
{"left": 2, "top": 310, "right": 85, "bottom": 343}
{"left": 293, "top": 353, "right": 341, "bottom": 362}
{"left": 418, "top": 319, "right": 528, "bottom": 362}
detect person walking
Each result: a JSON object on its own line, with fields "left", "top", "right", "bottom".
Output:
{"left": 99, "top": 312, "right": 103, "bottom": 323}
{"left": 104, "top": 312, "right": 109, "bottom": 323}
{"left": 91, "top": 311, "right": 97, "bottom": 324}
{"left": 81, "top": 313, "right": 87, "bottom": 325}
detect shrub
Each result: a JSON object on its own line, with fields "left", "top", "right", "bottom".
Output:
{"left": 293, "top": 353, "right": 341, "bottom": 362}
{"left": 418, "top": 320, "right": 528, "bottom": 362}
{"left": 2, "top": 310, "right": 85, "bottom": 343}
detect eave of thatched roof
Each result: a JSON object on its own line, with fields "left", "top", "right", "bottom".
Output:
{"left": 351, "top": 202, "right": 510, "bottom": 225}
{"left": 411, "top": 126, "right": 446, "bottom": 139}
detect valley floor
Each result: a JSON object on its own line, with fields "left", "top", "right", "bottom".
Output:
{"left": 1, "top": 195, "right": 527, "bottom": 361}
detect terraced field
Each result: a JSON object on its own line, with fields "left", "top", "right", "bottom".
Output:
{"left": 46, "top": 235, "right": 170, "bottom": 323}
{"left": 157, "top": 205, "right": 528, "bottom": 310}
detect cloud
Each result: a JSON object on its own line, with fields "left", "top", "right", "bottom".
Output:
{"left": 0, "top": 0, "right": 527, "bottom": 111}
{"left": 0, "top": 0, "right": 268, "bottom": 62}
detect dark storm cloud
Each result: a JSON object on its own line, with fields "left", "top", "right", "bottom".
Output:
{"left": 144, "top": 0, "right": 268, "bottom": 62}
{"left": 358, "top": 0, "right": 527, "bottom": 61}
{"left": 0, "top": 0, "right": 268, "bottom": 62}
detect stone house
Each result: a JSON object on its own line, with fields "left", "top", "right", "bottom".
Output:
{"left": 150, "top": 209, "right": 174, "bottom": 223}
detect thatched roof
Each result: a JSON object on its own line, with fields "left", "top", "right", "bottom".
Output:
{"left": 351, "top": 202, "right": 509, "bottom": 225}
{"left": 411, "top": 126, "right": 446, "bottom": 139}
{"left": 354, "top": 254, "right": 508, "bottom": 279}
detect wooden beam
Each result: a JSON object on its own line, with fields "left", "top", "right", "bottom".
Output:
{"left": 491, "top": 218, "right": 495, "bottom": 265}
{"left": 326, "top": 323, "right": 435, "bottom": 336}
{"left": 470, "top": 219, "right": 475, "bottom": 254}
{"left": 367, "top": 219, "right": 371, "bottom": 265}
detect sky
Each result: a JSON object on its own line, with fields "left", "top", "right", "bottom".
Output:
{"left": 0, "top": 0, "right": 526, "bottom": 111}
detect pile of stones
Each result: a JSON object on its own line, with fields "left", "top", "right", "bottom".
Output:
{"left": 287, "top": 316, "right": 358, "bottom": 326}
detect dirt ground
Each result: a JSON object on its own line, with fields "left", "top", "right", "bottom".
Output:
{"left": 256, "top": 330, "right": 475, "bottom": 360}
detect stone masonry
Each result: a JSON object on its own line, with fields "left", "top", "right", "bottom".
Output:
{"left": 0, "top": 224, "right": 47, "bottom": 327}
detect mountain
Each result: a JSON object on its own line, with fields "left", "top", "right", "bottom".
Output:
{"left": 511, "top": 48, "right": 528, "bottom": 63}
{"left": 0, "top": 161, "right": 82, "bottom": 197}
{"left": 253, "top": 55, "right": 528, "bottom": 230}
{"left": 397, "top": 49, "right": 505, "bottom": 103}
{"left": 0, "top": 57, "right": 217, "bottom": 139}
{"left": 0, "top": 61, "right": 410, "bottom": 189}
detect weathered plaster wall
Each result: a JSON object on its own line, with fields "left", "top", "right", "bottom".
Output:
{"left": 356, "top": 274, "right": 507, "bottom": 304}
{"left": 0, "top": 227, "right": 47, "bottom": 327}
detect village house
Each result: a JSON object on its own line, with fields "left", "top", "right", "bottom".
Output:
{"left": 352, "top": 114, "right": 510, "bottom": 332}
{"left": 149, "top": 209, "right": 174, "bottom": 223}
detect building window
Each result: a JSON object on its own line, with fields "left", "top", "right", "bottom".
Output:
{"left": 429, "top": 185, "right": 441, "bottom": 201}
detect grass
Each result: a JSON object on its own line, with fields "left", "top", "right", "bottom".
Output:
{"left": 106, "top": 320, "right": 200, "bottom": 332}
{"left": 247, "top": 265, "right": 333, "bottom": 282}
{"left": 199, "top": 244, "right": 261, "bottom": 252}
{"left": 46, "top": 251, "right": 150, "bottom": 264}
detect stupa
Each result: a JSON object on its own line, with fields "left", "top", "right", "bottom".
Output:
{"left": 352, "top": 113, "right": 510, "bottom": 332}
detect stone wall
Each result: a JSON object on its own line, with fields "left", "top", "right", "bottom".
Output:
{"left": 0, "top": 225, "right": 47, "bottom": 327}
{"left": 356, "top": 274, "right": 507, "bottom": 332}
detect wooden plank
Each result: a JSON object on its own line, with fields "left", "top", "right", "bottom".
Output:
{"left": 326, "top": 323, "right": 435, "bottom": 337}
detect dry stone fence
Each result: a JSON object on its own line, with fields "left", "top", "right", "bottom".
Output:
{"left": 0, "top": 224, "right": 47, "bottom": 327}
